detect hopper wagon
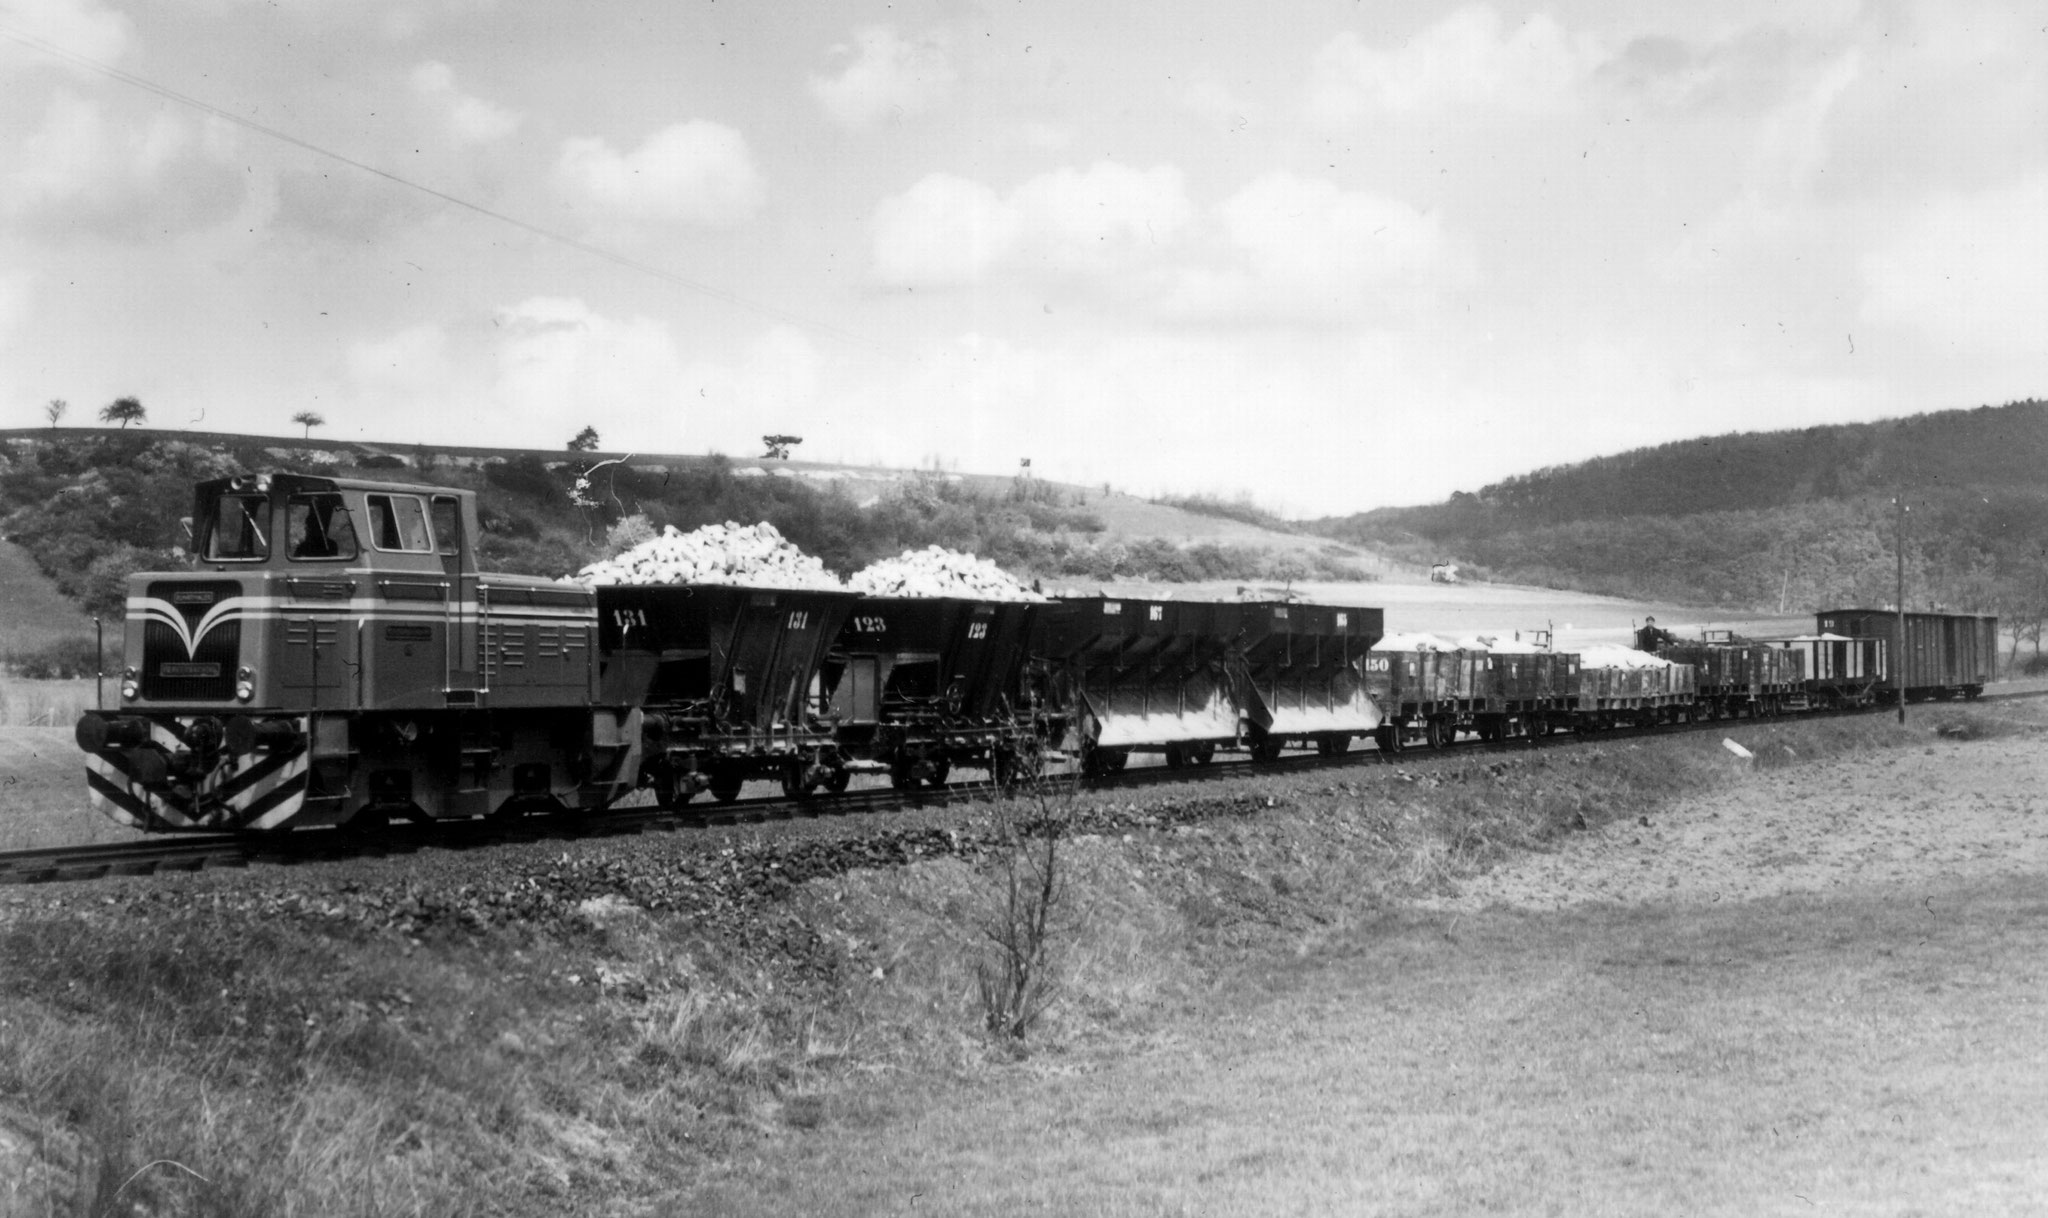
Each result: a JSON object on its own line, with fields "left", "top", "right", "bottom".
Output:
{"left": 1040, "top": 597, "right": 1240, "bottom": 774}
{"left": 597, "top": 582, "right": 858, "bottom": 804}
{"left": 823, "top": 595, "right": 1048, "bottom": 788}
{"left": 1227, "top": 602, "right": 1384, "bottom": 758}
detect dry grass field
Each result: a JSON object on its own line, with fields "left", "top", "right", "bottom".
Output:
{"left": 668, "top": 714, "right": 2048, "bottom": 1217}
{"left": 0, "top": 681, "right": 133, "bottom": 849}
{"left": 3, "top": 706, "right": 2042, "bottom": 1215}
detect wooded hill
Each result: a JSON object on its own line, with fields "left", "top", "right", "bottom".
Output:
{"left": 1311, "top": 400, "right": 2048, "bottom": 644}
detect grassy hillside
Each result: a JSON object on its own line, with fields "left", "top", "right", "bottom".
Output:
{"left": 1310, "top": 400, "right": 2048, "bottom": 638}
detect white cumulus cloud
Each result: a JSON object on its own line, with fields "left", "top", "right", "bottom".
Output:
{"left": 810, "top": 27, "right": 957, "bottom": 127}
{"left": 872, "top": 174, "right": 1017, "bottom": 285}
{"left": 872, "top": 161, "right": 1193, "bottom": 287}
{"left": 1861, "top": 172, "right": 2048, "bottom": 356}
{"left": 410, "top": 61, "right": 522, "bottom": 142}
{"left": 491, "top": 297, "right": 690, "bottom": 426}
{"left": 6, "top": 91, "right": 243, "bottom": 237}
{"left": 0, "top": 0, "right": 132, "bottom": 67}
{"left": 1165, "top": 174, "right": 1474, "bottom": 322}
{"left": 555, "top": 121, "right": 765, "bottom": 227}
{"left": 1305, "top": 6, "right": 1604, "bottom": 123}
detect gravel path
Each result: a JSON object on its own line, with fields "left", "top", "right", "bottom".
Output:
{"left": 1419, "top": 732, "right": 2048, "bottom": 913}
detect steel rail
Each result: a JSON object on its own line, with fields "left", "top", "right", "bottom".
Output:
{"left": 6, "top": 685, "right": 2041, "bottom": 886}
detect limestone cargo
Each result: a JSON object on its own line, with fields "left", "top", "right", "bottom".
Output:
{"left": 574, "top": 521, "right": 844, "bottom": 591}
{"left": 849, "top": 546, "right": 1047, "bottom": 602}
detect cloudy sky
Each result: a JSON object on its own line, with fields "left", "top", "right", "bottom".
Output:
{"left": 2, "top": 1, "right": 2043, "bottom": 515}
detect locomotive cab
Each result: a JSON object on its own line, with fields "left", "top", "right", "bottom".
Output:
{"left": 77, "top": 472, "right": 635, "bottom": 832}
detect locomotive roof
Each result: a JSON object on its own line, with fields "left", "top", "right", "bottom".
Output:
{"left": 198, "top": 471, "right": 475, "bottom": 500}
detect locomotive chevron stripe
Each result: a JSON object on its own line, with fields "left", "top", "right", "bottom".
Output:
{"left": 84, "top": 758, "right": 156, "bottom": 829}
{"left": 82, "top": 717, "right": 312, "bottom": 831}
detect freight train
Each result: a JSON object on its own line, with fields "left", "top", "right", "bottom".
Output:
{"left": 72, "top": 472, "right": 1997, "bottom": 833}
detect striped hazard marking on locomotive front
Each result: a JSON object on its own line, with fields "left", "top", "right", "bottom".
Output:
{"left": 85, "top": 717, "right": 310, "bottom": 831}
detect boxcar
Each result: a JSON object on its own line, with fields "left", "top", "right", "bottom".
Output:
{"left": 1815, "top": 609, "right": 1997, "bottom": 701}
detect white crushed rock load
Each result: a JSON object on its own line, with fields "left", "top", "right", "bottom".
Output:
{"left": 1579, "top": 644, "right": 1681, "bottom": 670}
{"left": 849, "top": 546, "right": 1047, "bottom": 601}
{"left": 1372, "top": 632, "right": 1459, "bottom": 652}
{"left": 573, "top": 521, "right": 844, "bottom": 590}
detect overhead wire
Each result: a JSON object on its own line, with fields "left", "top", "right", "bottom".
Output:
{"left": 0, "top": 23, "right": 904, "bottom": 358}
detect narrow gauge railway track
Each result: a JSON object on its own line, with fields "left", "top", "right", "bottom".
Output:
{"left": 8, "top": 687, "right": 2043, "bottom": 887}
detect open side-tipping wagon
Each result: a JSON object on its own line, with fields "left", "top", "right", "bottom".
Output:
{"left": 1474, "top": 644, "right": 1580, "bottom": 742}
{"left": 596, "top": 583, "right": 859, "bottom": 804}
{"left": 1040, "top": 597, "right": 1240, "bottom": 774}
{"left": 1661, "top": 630, "right": 1802, "bottom": 719}
{"left": 824, "top": 596, "right": 1045, "bottom": 788}
{"left": 1572, "top": 651, "right": 1696, "bottom": 730}
{"left": 1229, "top": 602, "right": 1385, "bottom": 760}
{"left": 1364, "top": 635, "right": 1586, "bottom": 751}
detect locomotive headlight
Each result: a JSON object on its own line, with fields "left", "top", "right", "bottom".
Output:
{"left": 120, "top": 666, "right": 139, "bottom": 701}
{"left": 235, "top": 666, "right": 255, "bottom": 703}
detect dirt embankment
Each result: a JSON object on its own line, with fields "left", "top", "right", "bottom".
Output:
{"left": 1419, "top": 729, "right": 2048, "bottom": 914}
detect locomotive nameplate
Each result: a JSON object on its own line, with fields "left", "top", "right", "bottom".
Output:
{"left": 384, "top": 625, "right": 433, "bottom": 642}
{"left": 171, "top": 590, "right": 217, "bottom": 605}
{"left": 159, "top": 662, "right": 221, "bottom": 678}
{"left": 287, "top": 579, "right": 354, "bottom": 600}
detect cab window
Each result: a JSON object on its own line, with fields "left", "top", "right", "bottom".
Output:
{"left": 287, "top": 493, "right": 359, "bottom": 561}
{"left": 431, "top": 496, "right": 461, "bottom": 556}
{"left": 365, "top": 494, "right": 432, "bottom": 553}
{"left": 204, "top": 494, "right": 271, "bottom": 561}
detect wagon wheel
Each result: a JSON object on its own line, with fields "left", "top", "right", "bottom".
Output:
{"left": 1318, "top": 735, "right": 1350, "bottom": 757}
{"left": 708, "top": 766, "right": 746, "bottom": 804}
{"left": 652, "top": 765, "right": 691, "bottom": 810}
{"left": 1376, "top": 725, "right": 1404, "bottom": 754}
{"left": 826, "top": 767, "right": 852, "bottom": 794}
{"left": 1190, "top": 741, "right": 1216, "bottom": 765}
{"left": 780, "top": 759, "right": 812, "bottom": 800}
{"left": 930, "top": 759, "right": 952, "bottom": 786}
{"left": 1425, "top": 719, "right": 1451, "bottom": 750}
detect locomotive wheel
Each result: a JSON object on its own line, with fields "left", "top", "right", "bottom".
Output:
{"left": 709, "top": 767, "right": 745, "bottom": 804}
{"left": 826, "top": 768, "right": 852, "bottom": 794}
{"left": 653, "top": 768, "right": 690, "bottom": 810}
{"left": 931, "top": 759, "right": 952, "bottom": 786}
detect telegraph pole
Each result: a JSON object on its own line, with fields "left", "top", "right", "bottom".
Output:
{"left": 1896, "top": 492, "right": 1907, "bottom": 724}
